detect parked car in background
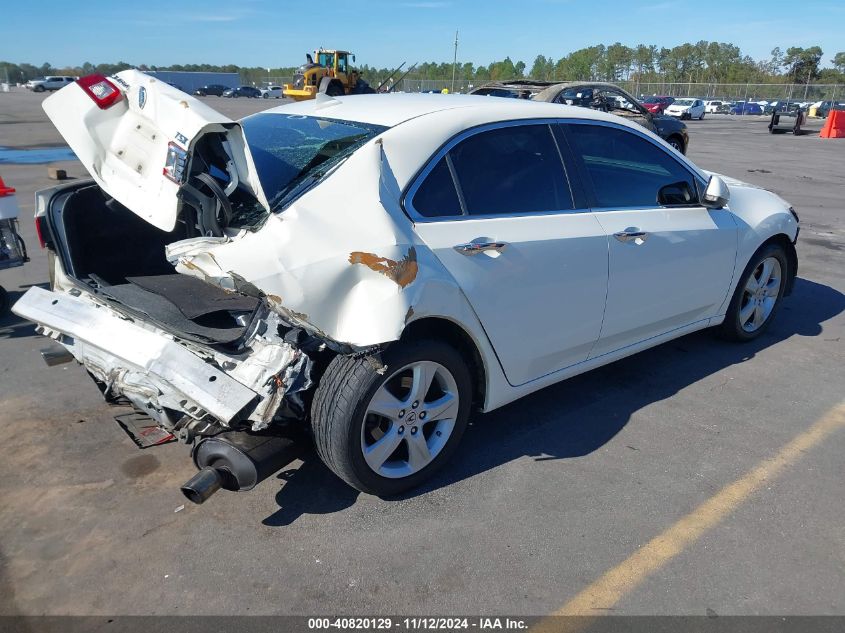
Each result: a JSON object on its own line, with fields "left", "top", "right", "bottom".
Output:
{"left": 704, "top": 100, "right": 726, "bottom": 113}
{"left": 730, "top": 102, "right": 764, "bottom": 115}
{"left": 261, "top": 86, "right": 284, "bottom": 99}
{"left": 17, "top": 71, "right": 799, "bottom": 500}
{"left": 817, "top": 101, "right": 845, "bottom": 118}
{"left": 25, "top": 76, "right": 75, "bottom": 92}
{"left": 530, "top": 82, "right": 690, "bottom": 153}
{"left": 194, "top": 84, "right": 229, "bottom": 97}
{"left": 665, "top": 98, "right": 706, "bottom": 120}
{"left": 641, "top": 95, "right": 675, "bottom": 114}
{"left": 764, "top": 102, "right": 801, "bottom": 115}
{"left": 223, "top": 86, "right": 262, "bottom": 98}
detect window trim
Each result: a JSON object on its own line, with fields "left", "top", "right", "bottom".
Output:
{"left": 559, "top": 119, "right": 708, "bottom": 212}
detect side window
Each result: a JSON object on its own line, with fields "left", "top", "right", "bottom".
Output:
{"left": 566, "top": 124, "right": 698, "bottom": 208}
{"left": 412, "top": 157, "right": 462, "bottom": 218}
{"left": 448, "top": 125, "right": 571, "bottom": 215}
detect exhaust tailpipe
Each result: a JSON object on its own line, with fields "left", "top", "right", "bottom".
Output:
{"left": 180, "top": 431, "right": 298, "bottom": 504}
{"left": 181, "top": 467, "right": 223, "bottom": 505}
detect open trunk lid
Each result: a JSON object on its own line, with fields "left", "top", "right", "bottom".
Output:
{"left": 42, "top": 69, "right": 268, "bottom": 232}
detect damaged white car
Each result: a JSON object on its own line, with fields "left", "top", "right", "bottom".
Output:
{"left": 15, "top": 71, "right": 799, "bottom": 502}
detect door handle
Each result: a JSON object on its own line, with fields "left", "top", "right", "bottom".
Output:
{"left": 613, "top": 228, "right": 649, "bottom": 244}
{"left": 453, "top": 241, "right": 508, "bottom": 256}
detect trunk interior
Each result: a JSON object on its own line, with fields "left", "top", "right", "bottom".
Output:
{"left": 50, "top": 183, "right": 261, "bottom": 346}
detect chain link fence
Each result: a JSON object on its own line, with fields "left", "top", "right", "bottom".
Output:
{"left": 243, "top": 74, "right": 842, "bottom": 102}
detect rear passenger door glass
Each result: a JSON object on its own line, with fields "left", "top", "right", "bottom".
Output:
{"left": 412, "top": 156, "right": 462, "bottom": 218}
{"left": 448, "top": 124, "right": 571, "bottom": 215}
{"left": 565, "top": 123, "right": 698, "bottom": 208}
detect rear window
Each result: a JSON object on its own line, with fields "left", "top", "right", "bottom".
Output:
{"left": 241, "top": 113, "right": 387, "bottom": 211}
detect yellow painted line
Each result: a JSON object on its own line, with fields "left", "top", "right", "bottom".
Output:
{"left": 548, "top": 401, "right": 845, "bottom": 620}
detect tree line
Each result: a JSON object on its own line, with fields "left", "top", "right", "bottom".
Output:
{"left": 2, "top": 43, "right": 844, "bottom": 87}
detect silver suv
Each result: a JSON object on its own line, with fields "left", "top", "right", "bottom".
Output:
{"left": 26, "top": 76, "right": 76, "bottom": 92}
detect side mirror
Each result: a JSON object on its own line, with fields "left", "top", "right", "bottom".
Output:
{"left": 658, "top": 181, "right": 695, "bottom": 206}
{"left": 702, "top": 175, "right": 730, "bottom": 209}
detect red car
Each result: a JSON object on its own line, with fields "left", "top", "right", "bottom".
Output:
{"left": 642, "top": 95, "right": 675, "bottom": 114}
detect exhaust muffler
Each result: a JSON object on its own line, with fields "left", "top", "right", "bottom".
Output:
{"left": 181, "top": 431, "right": 299, "bottom": 504}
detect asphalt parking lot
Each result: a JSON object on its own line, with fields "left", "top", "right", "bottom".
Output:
{"left": 0, "top": 90, "right": 843, "bottom": 617}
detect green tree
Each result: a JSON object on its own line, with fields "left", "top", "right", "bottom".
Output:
{"left": 783, "top": 46, "right": 823, "bottom": 82}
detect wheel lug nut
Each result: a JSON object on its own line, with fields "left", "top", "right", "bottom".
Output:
{"left": 412, "top": 400, "right": 419, "bottom": 409}
{"left": 419, "top": 412, "right": 426, "bottom": 420}
{"left": 398, "top": 426, "right": 405, "bottom": 435}
{"left": 398, "top": 409, "right": 405, "bottom": 418}
{"left": 411, "top": 426, "right": 418, "bottom": 435}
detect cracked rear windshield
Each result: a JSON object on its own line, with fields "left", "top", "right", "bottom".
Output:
{"left": 241, "top": 113, "right": 387, "bottom": 211}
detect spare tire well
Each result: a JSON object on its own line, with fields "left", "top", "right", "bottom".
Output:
{"left": 399, "top": 317, "right": 486, "bottom": 410}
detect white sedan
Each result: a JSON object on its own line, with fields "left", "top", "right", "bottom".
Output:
{"left": 665, "top": 98, "right": 706, "bottom": 120}
{"left": 261, "top": 85, "right": 283, "bottom": 99}
{"left": 14, "top": 71, "right": 799, "bottom": 501}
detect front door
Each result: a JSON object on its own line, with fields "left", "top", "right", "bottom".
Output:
{"left": 562, "top": 121, "right": 737, "bottom": 357}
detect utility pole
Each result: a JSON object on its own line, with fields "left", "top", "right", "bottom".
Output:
{"left": 803, "top": 66, "right": 811, "bottom": 101}
{"left": 451, "top": 30, "right": 458, "bottom": 93}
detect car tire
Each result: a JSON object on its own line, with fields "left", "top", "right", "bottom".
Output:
{"left": 667, "top": 136, "right": 684, "bottom": 153}
{"left": 34, "top": 85, "right": 44, "bottom": 93}
{"left": 719, "top": 243, "right": 788, "bottom": 342}
{"left": 263, "top": 93, "right": 269, "bottom": 99}
{"left": 0, "top": 285, "right": 9, "bottom": 316}
{"left": 311, "top": 339, "right": 473, "bottom": 496}
{"left": 699, "top": 112, "right": 705, "bottom": 120}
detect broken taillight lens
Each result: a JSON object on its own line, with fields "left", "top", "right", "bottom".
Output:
{"left": 76, "top": 74, "right": 122, "bottom": 109}
{"left": 35, "top": 215, "right": 51, "bottom": 249}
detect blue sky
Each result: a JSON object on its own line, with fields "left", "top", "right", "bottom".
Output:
{"left": 3, "top": 0, "right": 843, "bottom": 68}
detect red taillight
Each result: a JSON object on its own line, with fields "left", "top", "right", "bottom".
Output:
{"left": 35, "top": 215, "right": 49, "bottom": 249}
{"left": 76, "top": 74, "right": 122, "bottom": 109}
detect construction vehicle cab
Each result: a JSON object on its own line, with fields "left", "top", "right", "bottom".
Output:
{"left": 283, "top": 49, "right": 374, "bottom": 101}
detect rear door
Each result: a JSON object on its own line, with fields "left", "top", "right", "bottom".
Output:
{"left": 561, "top": 121, "right": 737, "bottom": 357}
{"left": 42, "top": 69, "right": 267, "bottom": 232}
{"left": 409, "top": 121, "right": 609, "bottom": 386}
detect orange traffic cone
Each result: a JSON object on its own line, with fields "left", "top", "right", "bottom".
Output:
{"left": 820, "top": 110, "right": 845, "bottom": 138}
{"left": 0, "top": 174, "right": 15, "bottom": 196}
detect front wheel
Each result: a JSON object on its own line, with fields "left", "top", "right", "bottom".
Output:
{"left": 720, "top": 243, "right": 787, "bottom": 341}
{"left": 667, "top": 136, "right": 684, "bottom": 153}
{"left": 311, "top": 340, "right": 473, "bottom": 496}
{"left": 0, "top": 285, "right": 9, "bottom": 316}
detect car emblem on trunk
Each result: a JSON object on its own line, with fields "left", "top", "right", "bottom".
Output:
{"left": 138, "top": 87, "right": 146, "bottom": 109}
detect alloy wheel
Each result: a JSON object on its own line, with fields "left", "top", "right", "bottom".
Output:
{"left": 739, "top": 257, "right": 782, "bottom": 333}
{"left": 361, "top": 360, "right": 460, "bottom": 479}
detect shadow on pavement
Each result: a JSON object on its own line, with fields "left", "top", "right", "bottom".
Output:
{"left": 262, "top": 277, "right": 844, "bottom": 525}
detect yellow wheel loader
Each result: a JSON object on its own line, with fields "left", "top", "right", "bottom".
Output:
{"left": 283, "top": 49, "right": 375, "bottom": 101}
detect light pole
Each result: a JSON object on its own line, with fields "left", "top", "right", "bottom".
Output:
{"left": 451, "top": 30, "right": 458, "bottom": 93}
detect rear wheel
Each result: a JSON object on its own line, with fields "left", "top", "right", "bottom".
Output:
{"left": 720, "top": 243, "right": 787, "bottom": 341}
{"left": 311, "top": 339, "right": 472, "bottom": 496}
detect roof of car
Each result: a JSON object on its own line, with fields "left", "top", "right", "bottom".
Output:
{"left": 256, "top": 92, "right": 626, "bottom": 128}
